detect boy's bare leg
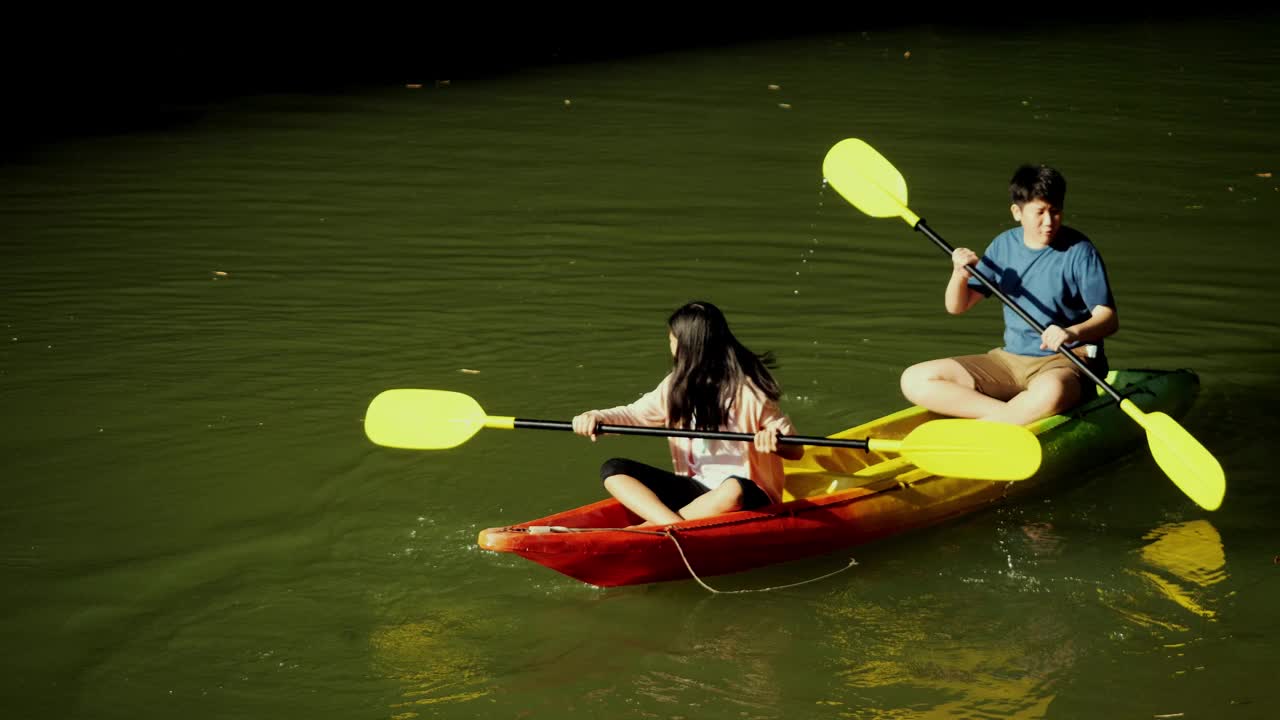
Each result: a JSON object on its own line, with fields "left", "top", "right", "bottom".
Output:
{"left": 980, "top": 369, "right": 1081, "bottom": 426}
{"left": 900, "top": 359, "right": 1007, "bottom": 418}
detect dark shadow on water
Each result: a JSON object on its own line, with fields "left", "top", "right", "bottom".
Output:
{"left": 3, "top": 10, "right": 1269, "bottom": 163}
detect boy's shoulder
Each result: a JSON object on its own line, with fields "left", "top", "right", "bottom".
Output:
{"left": 1052, "top": 226, "right": 1096, "bottom": 253}
{"left": 992, "top": 226, "right": 1021, "bottom": 242}
{"left": 986, "top": 226, "right": 1020, "bottom": 251}
{"left": 987, "top": 226, "right": 1026, "bottom": 254}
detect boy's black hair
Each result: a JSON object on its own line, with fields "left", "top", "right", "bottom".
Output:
{"left": 1009, "top": 164, "right": 1067, "bottom": 208}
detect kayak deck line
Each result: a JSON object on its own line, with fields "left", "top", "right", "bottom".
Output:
{"left": 517, "top": 525, "right": 666, "bottom": 536}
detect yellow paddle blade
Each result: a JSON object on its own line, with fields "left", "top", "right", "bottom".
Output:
{"left": 1121, "top": 401, "right": 1225, "bottom": 510}
{"left": 871, "top": 419, "right": 1043, "bottom": 481}
{"left": 364, "top": 389, "right": 487, "bottom": 450}
{"left": 821, "top": 138, "right": 920, "bottom": 226}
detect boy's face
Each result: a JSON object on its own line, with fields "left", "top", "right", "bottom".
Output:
{"left": 1011, "top": 198, "right": 1062, "bottom": 246}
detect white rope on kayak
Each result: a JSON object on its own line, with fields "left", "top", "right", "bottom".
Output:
{"left": 524, "top": 525, "right": 859, "bottom": 592}
{"left": 526, "top": 525, "right": 665, "bottom": 535}
{"left": 664, "top": 529, "right": 858, "bottom": 594}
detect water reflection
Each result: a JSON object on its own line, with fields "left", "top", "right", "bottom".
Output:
{"left": 815, "top": 591, "right": 1065, "bottom": 718}
{"left": 1094, "top": 519, "right": 1228, "bottom": 637}
{"left": 1134, "top": 520, "right": 1228, "bottom": 622}
{"left": 371, "top": 611, "right": 492, "bottom": 717}
{"left": 371, "top": 592, "right": 789, "bottom": 718}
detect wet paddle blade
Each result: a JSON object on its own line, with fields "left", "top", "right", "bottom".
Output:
{"left": 896, "top": 419, "right": 1043, "bottom": 481}
{"left": 821, "top": 138, "right": 917, "bottom": 223}
{"left": 1121, "top": 402, "right": 1225, "bottom": 510}
{"left": 364, "top": 389, "right": 487, "bottom": 450}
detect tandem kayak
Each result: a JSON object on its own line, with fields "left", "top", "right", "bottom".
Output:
{"left": 477, "top": 368, "right": 1202, "bottom": 588}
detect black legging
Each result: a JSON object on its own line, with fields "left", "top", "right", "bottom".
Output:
{"left": 599, "top": 457, "right": 772, "bottom": 511}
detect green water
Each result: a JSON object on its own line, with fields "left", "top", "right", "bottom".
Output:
{"left": 3, "top": 19, "right": 1278, "bottom": 719}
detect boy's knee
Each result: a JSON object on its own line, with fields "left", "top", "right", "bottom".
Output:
{"left": 900, "top": 363, "right": 932, "bottom": 398}
{"left": 899, "top": 364, "right": 917, "bottom": 389}
{"left": 1029, "top": 374, "right": 1078, "bottom": 412}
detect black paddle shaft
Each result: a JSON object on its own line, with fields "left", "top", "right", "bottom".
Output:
{"left": 512, "top": 419, "right": 873, "bottom": 449}
{"left": 914, "top": 219, "right": 1122, "bottom": 403}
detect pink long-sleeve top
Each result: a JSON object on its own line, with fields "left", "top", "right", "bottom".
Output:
{"left": 592, "top": 373, "right": 796, "bottom": 504}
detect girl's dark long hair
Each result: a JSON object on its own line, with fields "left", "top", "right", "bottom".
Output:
{"left": 666, "top": 301, "right": 781, "bottom": 431}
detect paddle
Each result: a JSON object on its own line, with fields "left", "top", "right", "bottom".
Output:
{"left": 364, "top": 388, "right": 1042, "bottom": 481}
{"left": 821, "top": 137, "right": 1225, "bottom": 510}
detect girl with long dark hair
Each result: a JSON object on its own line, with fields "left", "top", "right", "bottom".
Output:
{"left": 572, "top": 301, "right": 802, "bottom": 525}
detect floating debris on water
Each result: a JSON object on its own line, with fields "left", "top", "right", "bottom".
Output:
{"left": 904, "top": 50, "right": 911, "bottom": 59}
{"left": 460, "top": 368, "right": 481, "bottom": 374}
{"left": 405, "top": 83, "right": 423, "bottom": 89}
{"left": 212, "top": 270, "right": 229, "bottom": 280}
{"left": 768, "top": 84, "right": 780, "bottom": 91}
{"left": 564, "top": 99, "right": 572, "bottom": 106}
{"left": 778, "top": 103, "right": 792, "bottom": 110}
{"left": 1257, "top": 172, "right": 1272, "bottom": 178}
{"left": 436, "top": 80, "right": 450, "bottom": 87}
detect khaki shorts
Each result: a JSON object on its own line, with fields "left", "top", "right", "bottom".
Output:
{"left": 952, "top": 347, "right": 1107, "bottom": 402}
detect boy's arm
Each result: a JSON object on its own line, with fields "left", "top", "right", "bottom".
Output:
{"left": 1043, "top": 243, "right": 1120, "bottom": 351}
{"left": 1069, "top": 304, "right": 1119, "bottom": 344}
{"left": 945, "top": 248, "right": 985, "bottom": 314}
{"left": 1041, "top": 305, "right": 1119, "bottom": 351}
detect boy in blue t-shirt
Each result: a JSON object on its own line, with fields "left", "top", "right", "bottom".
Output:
{"left": 899, "top": 164, "right": 1118, "bottom": 425}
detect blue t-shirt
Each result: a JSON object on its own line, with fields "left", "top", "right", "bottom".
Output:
{"left": 968, "top": 226, "right": 1115, "bottom": 358}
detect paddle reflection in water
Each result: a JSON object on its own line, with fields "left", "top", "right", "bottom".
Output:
{"left": 797, "top": 510, "right": 1228, "bottom": 718}
{"left": 1134, "top": 520, "right": 1228, "bottom": 623}
{"left": 1092, "top": 519, "right": 1229, "bottom": 636}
